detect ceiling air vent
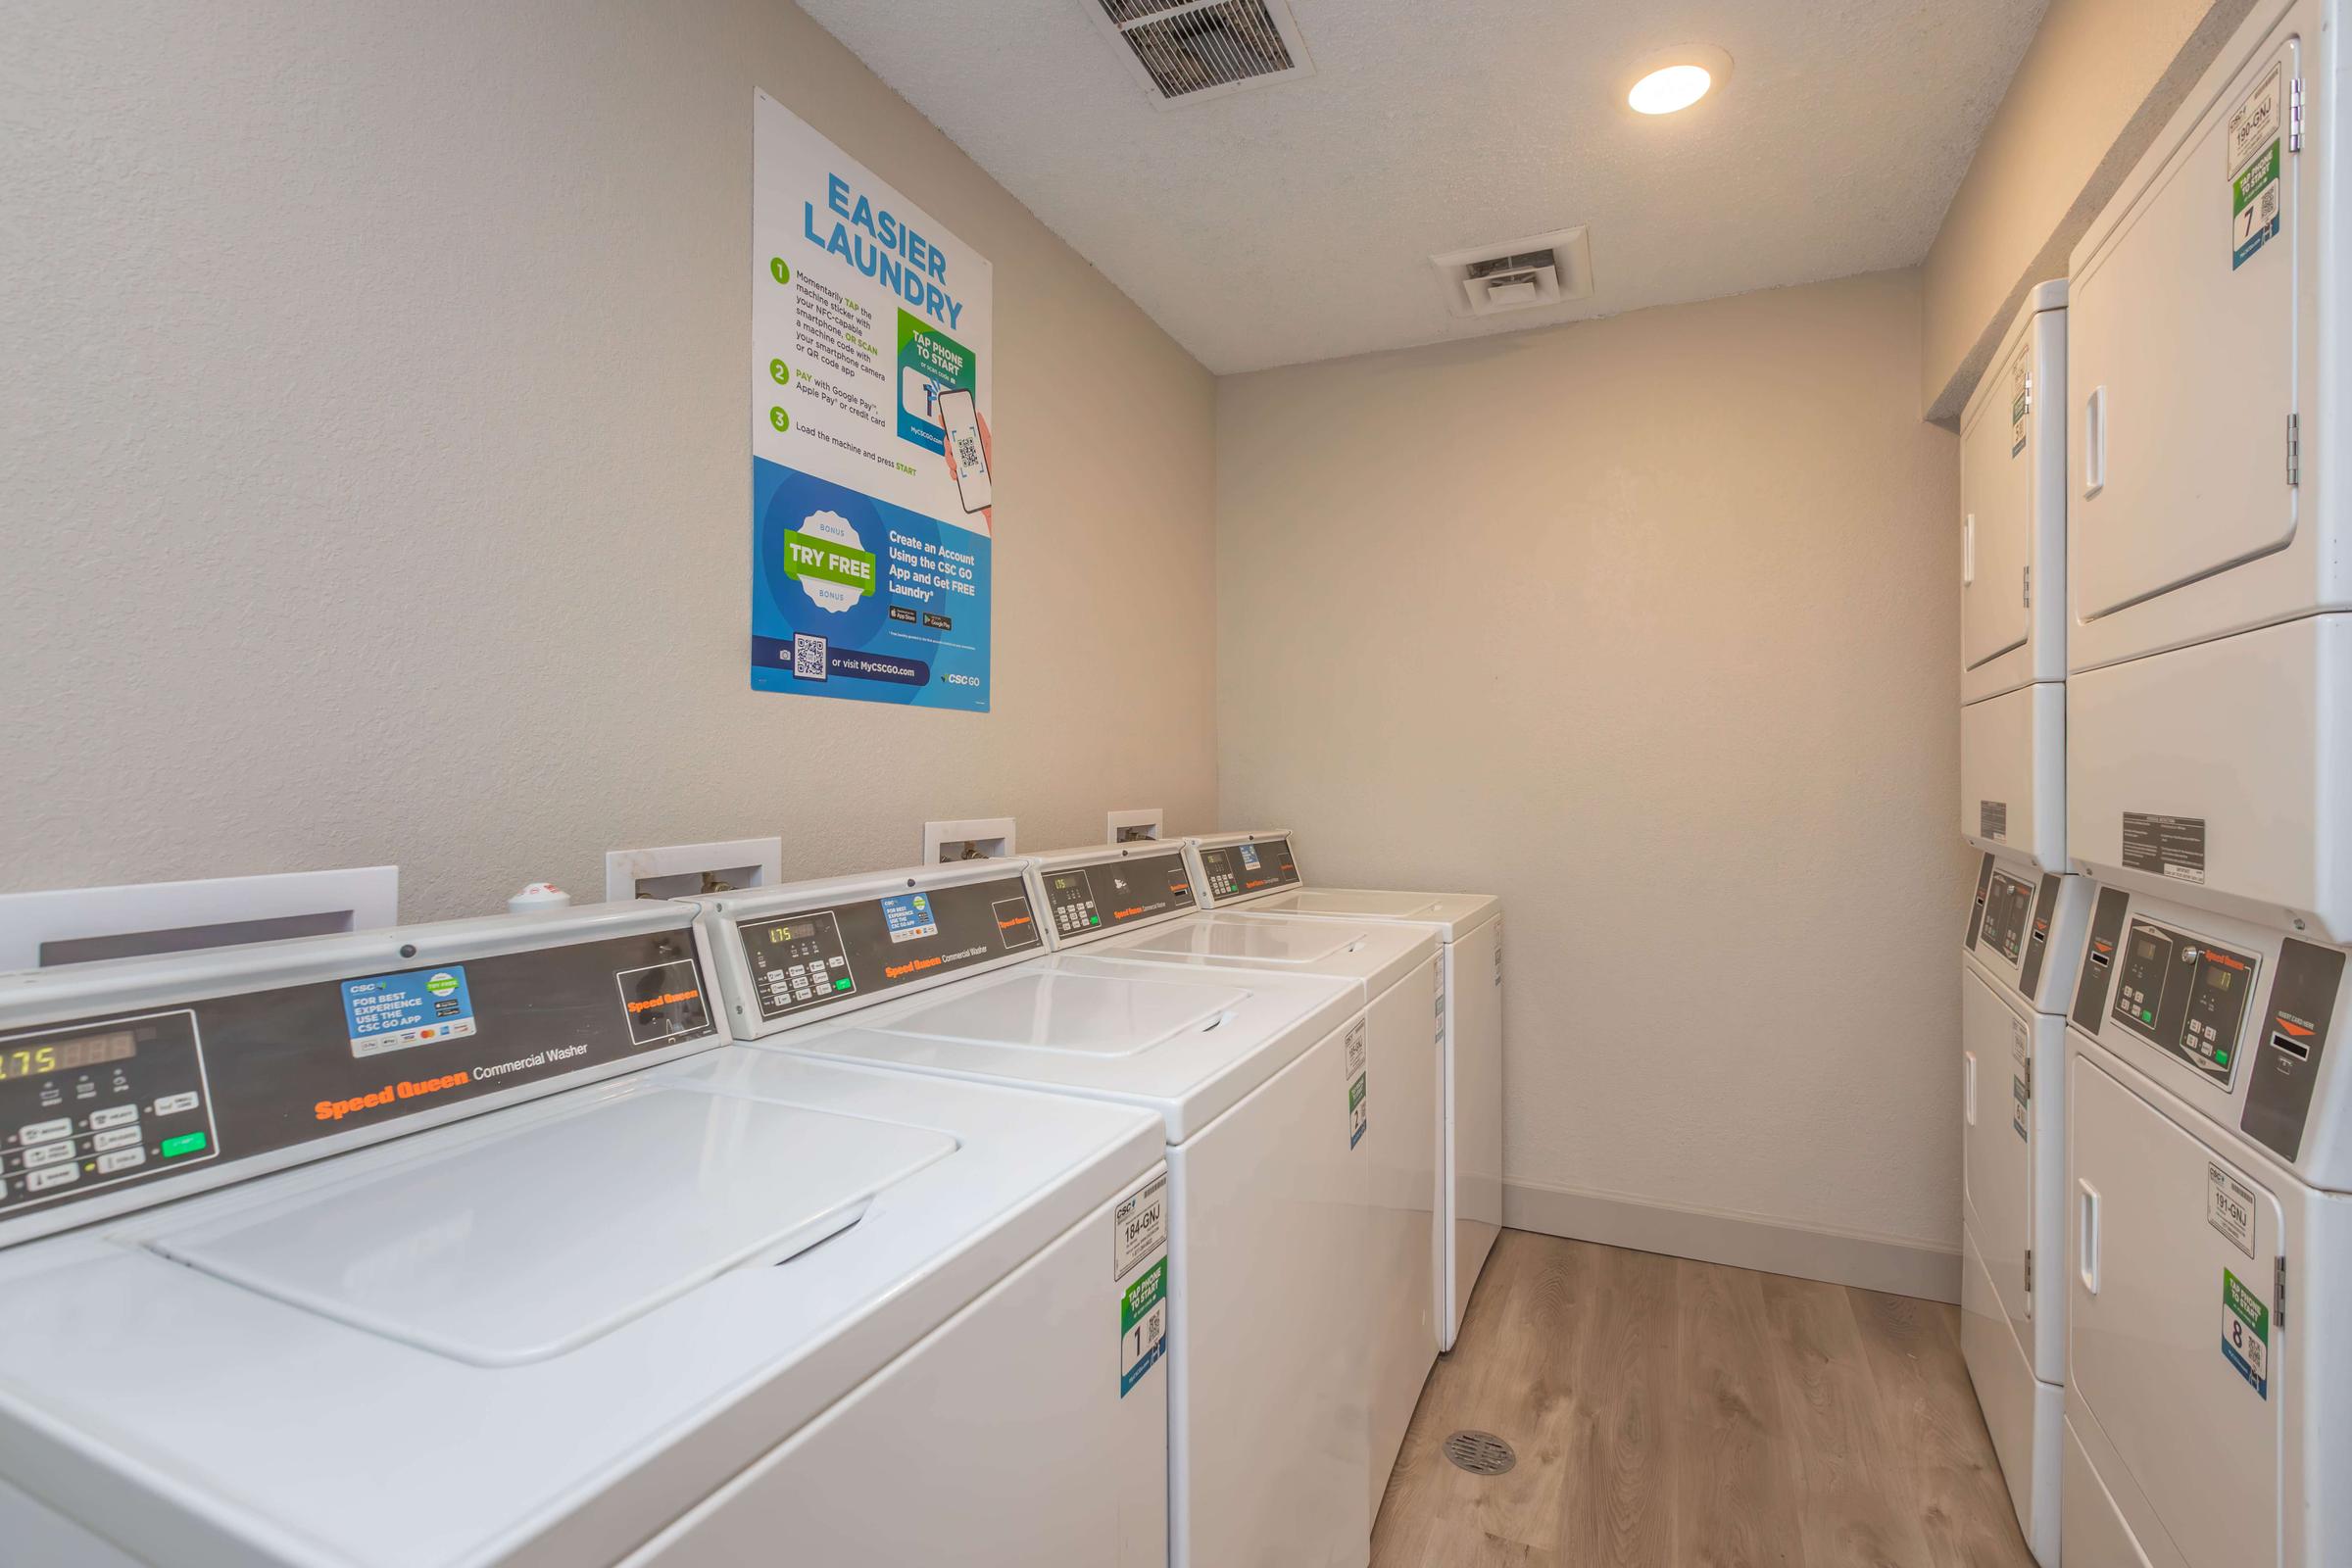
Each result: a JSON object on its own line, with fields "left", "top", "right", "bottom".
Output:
{"left": 1087, "top": 0, "right": 1315, "bottom": 108}
{"left": 1430, "top": 227, "right": 1595, "bottom": 318}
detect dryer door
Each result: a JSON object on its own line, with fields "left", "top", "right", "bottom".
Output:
{"left": 1961, "top": 350, "right": 2034, "bottom": 683}
{"left": 2070, "top": 1051, "right": 2283, "bottom": 1568}
{"left": 2070, "top": 32, "right": 2300, "bottom": 629}
{"left": 1961, "top": 970, "right": 2034, "bottom": 1340}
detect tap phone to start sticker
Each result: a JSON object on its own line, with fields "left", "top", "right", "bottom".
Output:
{"left": 938, "top": 388, "right": 992, "bottom": 514}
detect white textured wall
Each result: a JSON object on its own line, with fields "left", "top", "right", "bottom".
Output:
{"left": 1216, "top": 271, "right": 1973, "bottom": 1250}
{"left": 0, "top": 0, "right": 1216, "bottom": 920}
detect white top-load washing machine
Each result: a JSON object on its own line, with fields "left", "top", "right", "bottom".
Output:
{"left": 690, "top": 856, "right": 1379, "bottom": 1568}
{"left": 1031, "top": 838, "right": 1442, "bottom": 1526}
{"left": 1170, "top": 828, "right": 1501, "bottom": 1353}
{"left": 1959, "top": 852, "right": 2093, "bottom": 1567}
{"left": 0, "top": 900, "right": 1173, "bottom": 1567}
{"left": 1962, "top": 281, "right": 2070, "bottom": 876}
{"left": 2064, "top": 0, "right": 2352, "bottom": 942}
{"left": 2060, "top": 885, "right": 2350, "bottom": 1568}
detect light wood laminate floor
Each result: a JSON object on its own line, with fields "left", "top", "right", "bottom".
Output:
{"left": 1372, "top": 1231, "right": 2037, "bottom": 1568}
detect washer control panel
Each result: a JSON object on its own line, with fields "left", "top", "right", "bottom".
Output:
{"left": 729, "top": 872, "right": 1040, "bottom": 1024}
{"left": 2110, "top": 917, "right": 2259, "bottom": 1085}
{"left": 0, "top": 1011, "right": 218, "bottom": 1212}
{"left": 1041, "top": 851, "right": 1196, "bottom": 940}
{"left": 1196, "top": 836, "right": 1299, "bottom": 904}
{"left": 0, "top": 921, "right": 717, "bottom": 1245}
{"left": 739, "top": 910, "right": 858, "bottom": 1016}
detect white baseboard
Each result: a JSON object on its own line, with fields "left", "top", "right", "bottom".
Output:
{"left": 1502, "top": 1178, "right": 1961, "bottom": 1304}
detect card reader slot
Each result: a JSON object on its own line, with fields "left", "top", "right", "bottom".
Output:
{"left": 2271, "top": 1031, "right": 2312, "bottom": 1062}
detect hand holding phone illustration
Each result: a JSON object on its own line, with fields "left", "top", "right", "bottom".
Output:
{"left": 938, "top": 389, "right": 992, "bottom": 525}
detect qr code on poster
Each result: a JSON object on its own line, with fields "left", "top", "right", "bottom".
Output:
{"left": 793, "top": 633, "right": 827, "bottom": 680}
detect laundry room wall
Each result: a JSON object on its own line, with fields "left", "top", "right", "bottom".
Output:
{"left": 0, "top": 0, "right": 1216, "bottom": 919}
{"left": 1215, "top": 270, "right": 1974, "bottom": 1295}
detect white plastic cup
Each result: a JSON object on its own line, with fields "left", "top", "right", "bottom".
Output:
{"left": 508, "top": 882, "right": 572, "bottom": 913}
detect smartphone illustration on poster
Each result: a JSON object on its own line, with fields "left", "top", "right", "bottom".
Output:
{"left": 938, "top": 388, "right": 992, "bottom": 514}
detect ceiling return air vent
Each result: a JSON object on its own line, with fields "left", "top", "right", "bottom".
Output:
{"left": 1430, "top": 227, "right": 1595, "bottom": 318}
{"left": 1086, "top": 0, "right": 1315, "bottom": 107}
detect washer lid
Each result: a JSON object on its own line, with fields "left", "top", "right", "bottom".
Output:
{"left": 1094, "top": 913, "right": 1439, "bottom": 1009}
{"left": 1114, "top": 916, "right": 1367, "bottom": 965}
{"left": 777, "top": 958, "right": 1359, "bottom": 1142}
{"left": 1242, "top": 887, "right": 1499, "bottom": 937}
{"left": 145, "top": 1081, "right": 955, "bottom": 1366}
{"left": 879, "top": 969, "right": 1246, "bottom": 1055}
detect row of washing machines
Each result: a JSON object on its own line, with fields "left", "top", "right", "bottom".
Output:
{"left": 0, "top": 831, "right": 1502, "bottom": 1567}
{"left": 1955, "top": 2, "right": 2352, "bottom": 1564}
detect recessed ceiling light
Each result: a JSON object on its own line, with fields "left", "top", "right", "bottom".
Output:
{"left": 1624, "top": 46, "right": 1733, "bottom": 116}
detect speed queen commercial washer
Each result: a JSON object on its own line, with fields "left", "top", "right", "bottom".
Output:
{"left": 0, "top": 900, "right": 1171, "bottom": 1566}
{"left": 695, "top": 857, "right": 1379, "bottom": 1568}
{"left": 1168, "top": 828, "right": 1502, "bottom": 1352}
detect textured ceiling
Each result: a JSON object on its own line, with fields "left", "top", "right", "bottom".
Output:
{"left": 797, "top": 0, "right": 2049, "bottom": 373}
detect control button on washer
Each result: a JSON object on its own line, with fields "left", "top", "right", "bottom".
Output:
{"left": 27, "top": 1164, "right": 79, "bottom": 1193}
{"left": 23, "top": 1141, "right": 76, "bottom": 1170}
{"left": 89, "top": 1104, "right": 139, "bottom": 1131}
{"left": 153, "top": 1092, "right": 200, "bottom": 1116}
{"left": 96, "top": 1148, "right": 146, "bottom": 1175}
{"left": 92, "top": 1126, "right": 141, "bottom": 1152}
{"left": 17, "top": 1118, "right": 72, "bottom": 1148}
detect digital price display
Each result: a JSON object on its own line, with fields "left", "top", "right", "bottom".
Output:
{"left": 1, "top": 1030, "right": 136, "bottom": 1084}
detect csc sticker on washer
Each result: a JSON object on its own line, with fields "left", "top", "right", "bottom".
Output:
{"left": 2207, "top": 1163, "right": 2257, "bottom": 1259}
{"left": 2229, "top": 67, "right": 2283, "bottom": 270}
{"left": 1115, "top": 1175, "right": 1169, "bottom": 1397}
{"left": 1113, "top": 1174, "right": 1168, "bottom": 1281}
{"left": 2222, "top": 1267, "right": 2270, "bottom": 1398}
{"left": 1344, "top": 1018, "right": 1369, "bottom": 1149}
{"left": 1119, "top": 1260, "right": 1169, "bottom": 1397}
{"left": 342, "top": 966, "right": 476, "bottom": 1057}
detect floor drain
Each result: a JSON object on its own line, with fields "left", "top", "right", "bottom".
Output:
{"left": 1443, "top": 1430, "right": 1516, "bottom": 1476}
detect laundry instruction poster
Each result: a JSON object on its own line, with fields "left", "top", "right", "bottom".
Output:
{"left": 750, "top": 90, "right": 994, "bottom": 710}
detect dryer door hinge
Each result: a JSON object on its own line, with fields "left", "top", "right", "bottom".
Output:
{"left": 2023, "top": 564, "right": 2032, "bottom": 609}
{"left": 2024, "top": 1248, "right": 2034, "bottom": 1294}
{"left": 2291, "top": 77, "right": 2306, "bottom": 152}
{"left": 2276, "top": 1254, "right": 2288, "bottom": 1330}
{"left": 2289, "top": 414, "right": 2301, "bottom": 487}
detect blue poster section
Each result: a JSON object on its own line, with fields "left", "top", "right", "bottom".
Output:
{"left": 751, "top": 458, "right": 992, "bottom": 710}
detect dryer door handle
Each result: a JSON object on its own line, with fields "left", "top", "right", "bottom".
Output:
{"left": 2078, "top": 1179, "right": 2102, "bottom": 1296}
{"left": 2082, "top": 386, "right": 2108, "bottom": 498}
{"left": 1963, "top": 1051, "right": 1978, "bottom": 1126}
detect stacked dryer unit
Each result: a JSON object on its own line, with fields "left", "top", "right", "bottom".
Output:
{"left": 1177, "top": 828, "right": 1503, "bottom": 1352}
{"left": 1956, "top": 279, "right": 2093, "bottom": 1568}
{"left": 2059, "top": 1, "right": 2352, "bottom": 1562}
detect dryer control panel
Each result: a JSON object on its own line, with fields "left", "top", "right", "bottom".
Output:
{"left": 1979, "top": 870, "right": 2036, "bottom": 966}
{"left": 2071, "top": 887, "right": 2352, "bottom": 1180}
{"left": 2107, "top": 918, "right": 2259, "bottom": 1086}
{"left": 726, "top": 871, "right": 1041, "bottom": 1025}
